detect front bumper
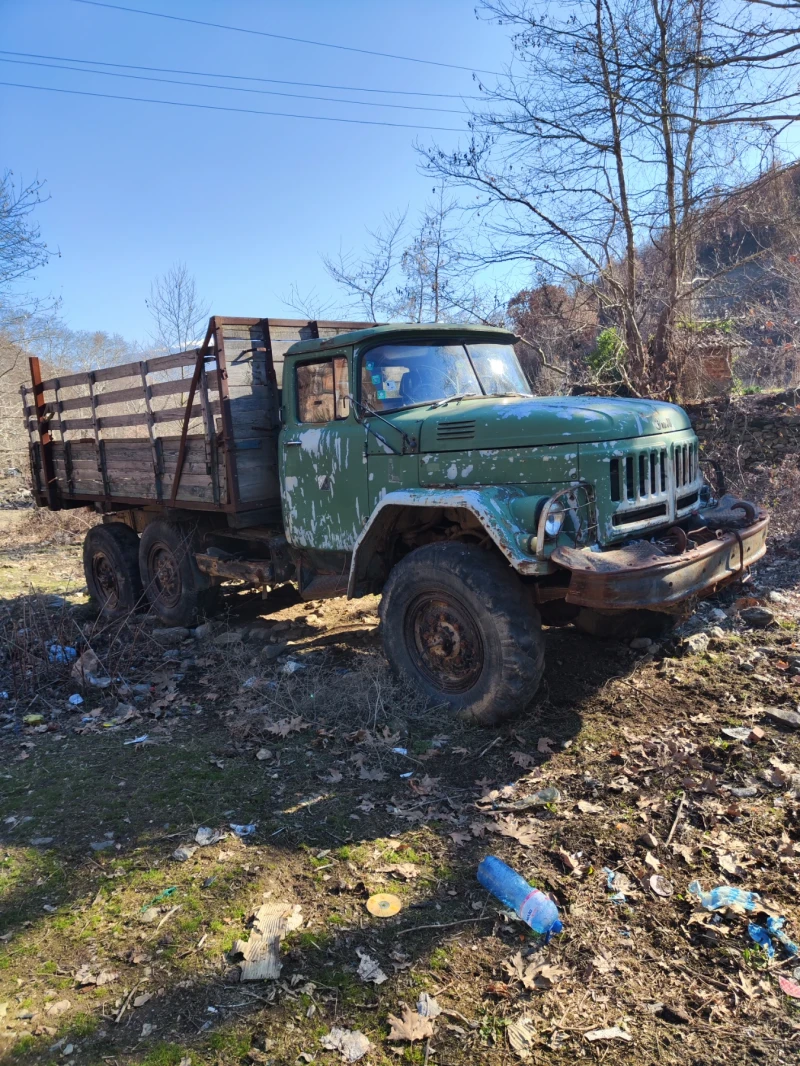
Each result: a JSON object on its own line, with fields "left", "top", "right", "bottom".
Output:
{"left": 550, "top": 507, "right": 769, "bottom": 612}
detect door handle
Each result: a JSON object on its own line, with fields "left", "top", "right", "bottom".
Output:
{"left": 284, "top": 440, "right": 302, "bottom": 446}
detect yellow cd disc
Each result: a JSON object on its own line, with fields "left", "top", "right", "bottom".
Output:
{"left": 366, "top": 892, "right": 402, "bottom": 917}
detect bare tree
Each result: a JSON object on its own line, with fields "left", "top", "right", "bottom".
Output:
{"left": 397, "top": 190, "right": 465, "bottom": 322}
{"left": 321, "top": 211, "right": 406, "bottom": 322}
{"left": 0, "top": 171, "right": 51, "bottom": 296}
{"left": 146, "top": 262, "right": 209, "bottom": 353}
{"left": 319, "top": 197, "right": 491, "bottom": 324}
{"left": 420, "top": 0, "right": 800, "bottom": 396}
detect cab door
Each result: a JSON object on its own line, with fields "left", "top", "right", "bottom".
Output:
{"left": 279, "top": 351, "right": 369, "bottom": 550}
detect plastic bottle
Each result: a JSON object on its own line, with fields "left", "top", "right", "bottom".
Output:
{"left": 477, "top": 856, "right": 563, "bottom": 937}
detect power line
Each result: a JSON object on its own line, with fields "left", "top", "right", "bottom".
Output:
{"left": 0, "top": 79, "right": 467, "bottom": 132}
{"left": 70, "top": 0, "right": 503, "bottom": 78}
{"left": 0, "top": 48, "right": 478, "bottom": 100}
{"left": 0, "top": 56, "right": 468, "bottom": 114}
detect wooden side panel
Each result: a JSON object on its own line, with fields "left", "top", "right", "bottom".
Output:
{"left": 22, "top": 316, "right": 370, "bottom": 514}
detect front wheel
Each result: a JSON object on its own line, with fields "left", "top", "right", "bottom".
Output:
{"left": 138, "top": 520, "right": 218, "bottom": 626}
{"left": 379, "top": 542, "right": 545, "bottom": 726}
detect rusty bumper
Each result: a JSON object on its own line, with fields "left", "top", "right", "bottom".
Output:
{"left": 550, "top": 514, "right": 769, "bottom": 612}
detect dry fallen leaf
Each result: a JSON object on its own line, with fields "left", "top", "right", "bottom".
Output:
{"left": 510, "top": 751, "right": 537, "bottom": 769}
{"left": 265, "top": 716, "right": 309, "bottom": 737}
{"left": 576, "top": 800, "right": 604, "bottom": 814}
{"left": 507, "top": 1016, "right": 537, "bottom": 1059}
{"left": 386, "top": 1006, "right": 434, "bottom": 1043}
{"left": 504, "top": 952, "right": 565, "bottom": 991}
{"left": 537, "top": 737, "right": 555, "bottom": 754}
{"left": 359, "top": 766, "right": 388, "bottom": 782}
{"left": 410, "top": 775, "right": 440, "bottom": 795}
{"left": 449, "top": 830, "right": 471, "bottom": 846}
{"left": 321, "top": 769, "right": 343, "bottom": 784}
{"left": 378, "top": 862, "right": 420, "bottom": 881}
{"left": 133, "top": 993, "right": 152, "bottom": 1008}
{"left": 718, "top": 852, "right": 746, "bottom": 878}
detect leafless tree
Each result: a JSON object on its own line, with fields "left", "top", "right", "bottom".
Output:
{"left": 146, "top": 262, "right": 209, "bottom": 354}
{"left": 420, "top": 0, "right": 800, "bottom": 396}
{"left": 320, "top": 211, "right": 406, "bottom": 322}
{"left": 396, "top": 190, "right": 465, "bottom": 322}
{"left": 318, "top": 196, "right": 495, "bottom": 324}
{"left": 0, "top": 171, "right": 51, "bottom": 296}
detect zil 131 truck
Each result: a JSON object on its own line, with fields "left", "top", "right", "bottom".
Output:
{"left": 21, "top": 316, "right": 768, "bottom": 724}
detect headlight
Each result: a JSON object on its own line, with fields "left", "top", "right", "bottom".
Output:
{"left": 544, "top": 503, "right": 565, "bottom": 538}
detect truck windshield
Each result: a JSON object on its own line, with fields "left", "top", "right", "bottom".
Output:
{"left": 360, "top": 342, "right": 531, "bottom": 412}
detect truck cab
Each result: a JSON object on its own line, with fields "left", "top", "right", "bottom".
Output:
{"left": 274, "top": 323, "right": 767, "bottom": 722}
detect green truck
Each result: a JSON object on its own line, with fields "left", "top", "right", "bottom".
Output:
{"left": 22, "top": 316, "right": 768, "bottom": 724}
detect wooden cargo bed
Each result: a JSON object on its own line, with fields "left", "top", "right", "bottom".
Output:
{"left": 22, "top": 315, "right": 369, "bottom": 520}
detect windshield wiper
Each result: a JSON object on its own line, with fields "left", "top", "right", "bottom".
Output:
{"left": 347, "top": 394, "right": 417, "bottom": 455}
{"left": 429, "top": 392, "right": 480, "bottom": 410}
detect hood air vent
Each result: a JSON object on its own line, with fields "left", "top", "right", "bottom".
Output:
{"left": 436, "top": 419, "right": 476, "bottom": 441}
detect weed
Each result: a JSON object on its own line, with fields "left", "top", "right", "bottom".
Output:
{"left": 429, "top": 947, "right": 450, "bottom": 971}
{"left": 142, "top": 1043, "right": 193, "bottom": 1066}
{"left": 69, "top": 1012, "right": 99, "bottom": 1037}
{"left": 207, "top": 1031, "right": 251, "bottom": 1056}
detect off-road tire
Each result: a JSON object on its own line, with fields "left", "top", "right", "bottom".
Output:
{"left": 138, "top": 520, "right": 218, "bottom": 626}
{"left": 83, "top": 523, "right": 143, "bottom": 619}
{"left": 379, "top": 542, "right": 545, "bottom": 726}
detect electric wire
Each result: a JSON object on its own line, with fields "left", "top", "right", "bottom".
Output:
{"left": 69, "top": 0, "right": 503, "bottom": 77}
{"left": 0, "top": 55, "right": 468, "bottom": 114}
{"left": 0, "top": 48, "right": 479, "bottom": 100}
{"left": 0, "top": 79, "right": 468, "bottom": 132}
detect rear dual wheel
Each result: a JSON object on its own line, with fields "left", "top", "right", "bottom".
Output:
{"left": 380, "top": 542, "right": 545, "bottom": 726}
{"left": 83, "top": 520, "right": 218, "bottom": 625}
{"left": 83, "top": 523, "right": 143, "bottom": 619}
{"left": 138, "top": 520, "right": 218, "bottom": 626}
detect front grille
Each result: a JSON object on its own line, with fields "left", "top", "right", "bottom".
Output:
{"left": 610, "top": 448, "right": 668, "bottom": 503}
{"left": 436, "top": 419, "right": 476, "bottom": 441}
{"left": 607, "top": 439, "right": 700, "bottom": 532}
{"left": 673, "top": 441, "right": 697, "bottom": 488}
{"left": 610, "top": 441, "right": 699, "bottom": 504}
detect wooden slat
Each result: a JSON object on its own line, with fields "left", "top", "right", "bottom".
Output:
{"left": 38, "top": 348, "right": 200, "bottom": 391}
{"left": 197, "top": 352, "right": 220, "bottom": 505}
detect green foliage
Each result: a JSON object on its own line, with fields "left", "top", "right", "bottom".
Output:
{"left": 677, "top": 317, "right": 734, "bottom": 334}
{"left": 586, "top": 327, "right": 626, "bottom": 383}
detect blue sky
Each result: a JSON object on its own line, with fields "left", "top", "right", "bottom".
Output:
{"left": 2, "top": 0, "right": 513, "bottom": 342}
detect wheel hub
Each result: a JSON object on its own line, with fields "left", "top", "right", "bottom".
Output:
{"left": 92, "top": 551, "right": 120, "bottom": 608}
{"left": 407, "top": 592, "right": 484, "bottom": 693}
{"left": 149, "top": 545, "right": 181, "bottom": 608}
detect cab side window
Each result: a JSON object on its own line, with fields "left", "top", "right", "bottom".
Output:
{"left": 296, "top": 356, "right": 350, "bottom": 423}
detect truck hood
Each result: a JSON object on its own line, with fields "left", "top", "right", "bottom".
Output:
{"left": 417, "top": 395, "right": 691, "bottom": 451}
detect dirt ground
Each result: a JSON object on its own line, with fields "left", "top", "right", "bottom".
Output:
{"left": 1, "top": 509, "right": 800, "bottom": 1066}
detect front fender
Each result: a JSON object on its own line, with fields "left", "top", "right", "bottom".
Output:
{"left": 347, "top": 487, "right": 549, "bottom": 597}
